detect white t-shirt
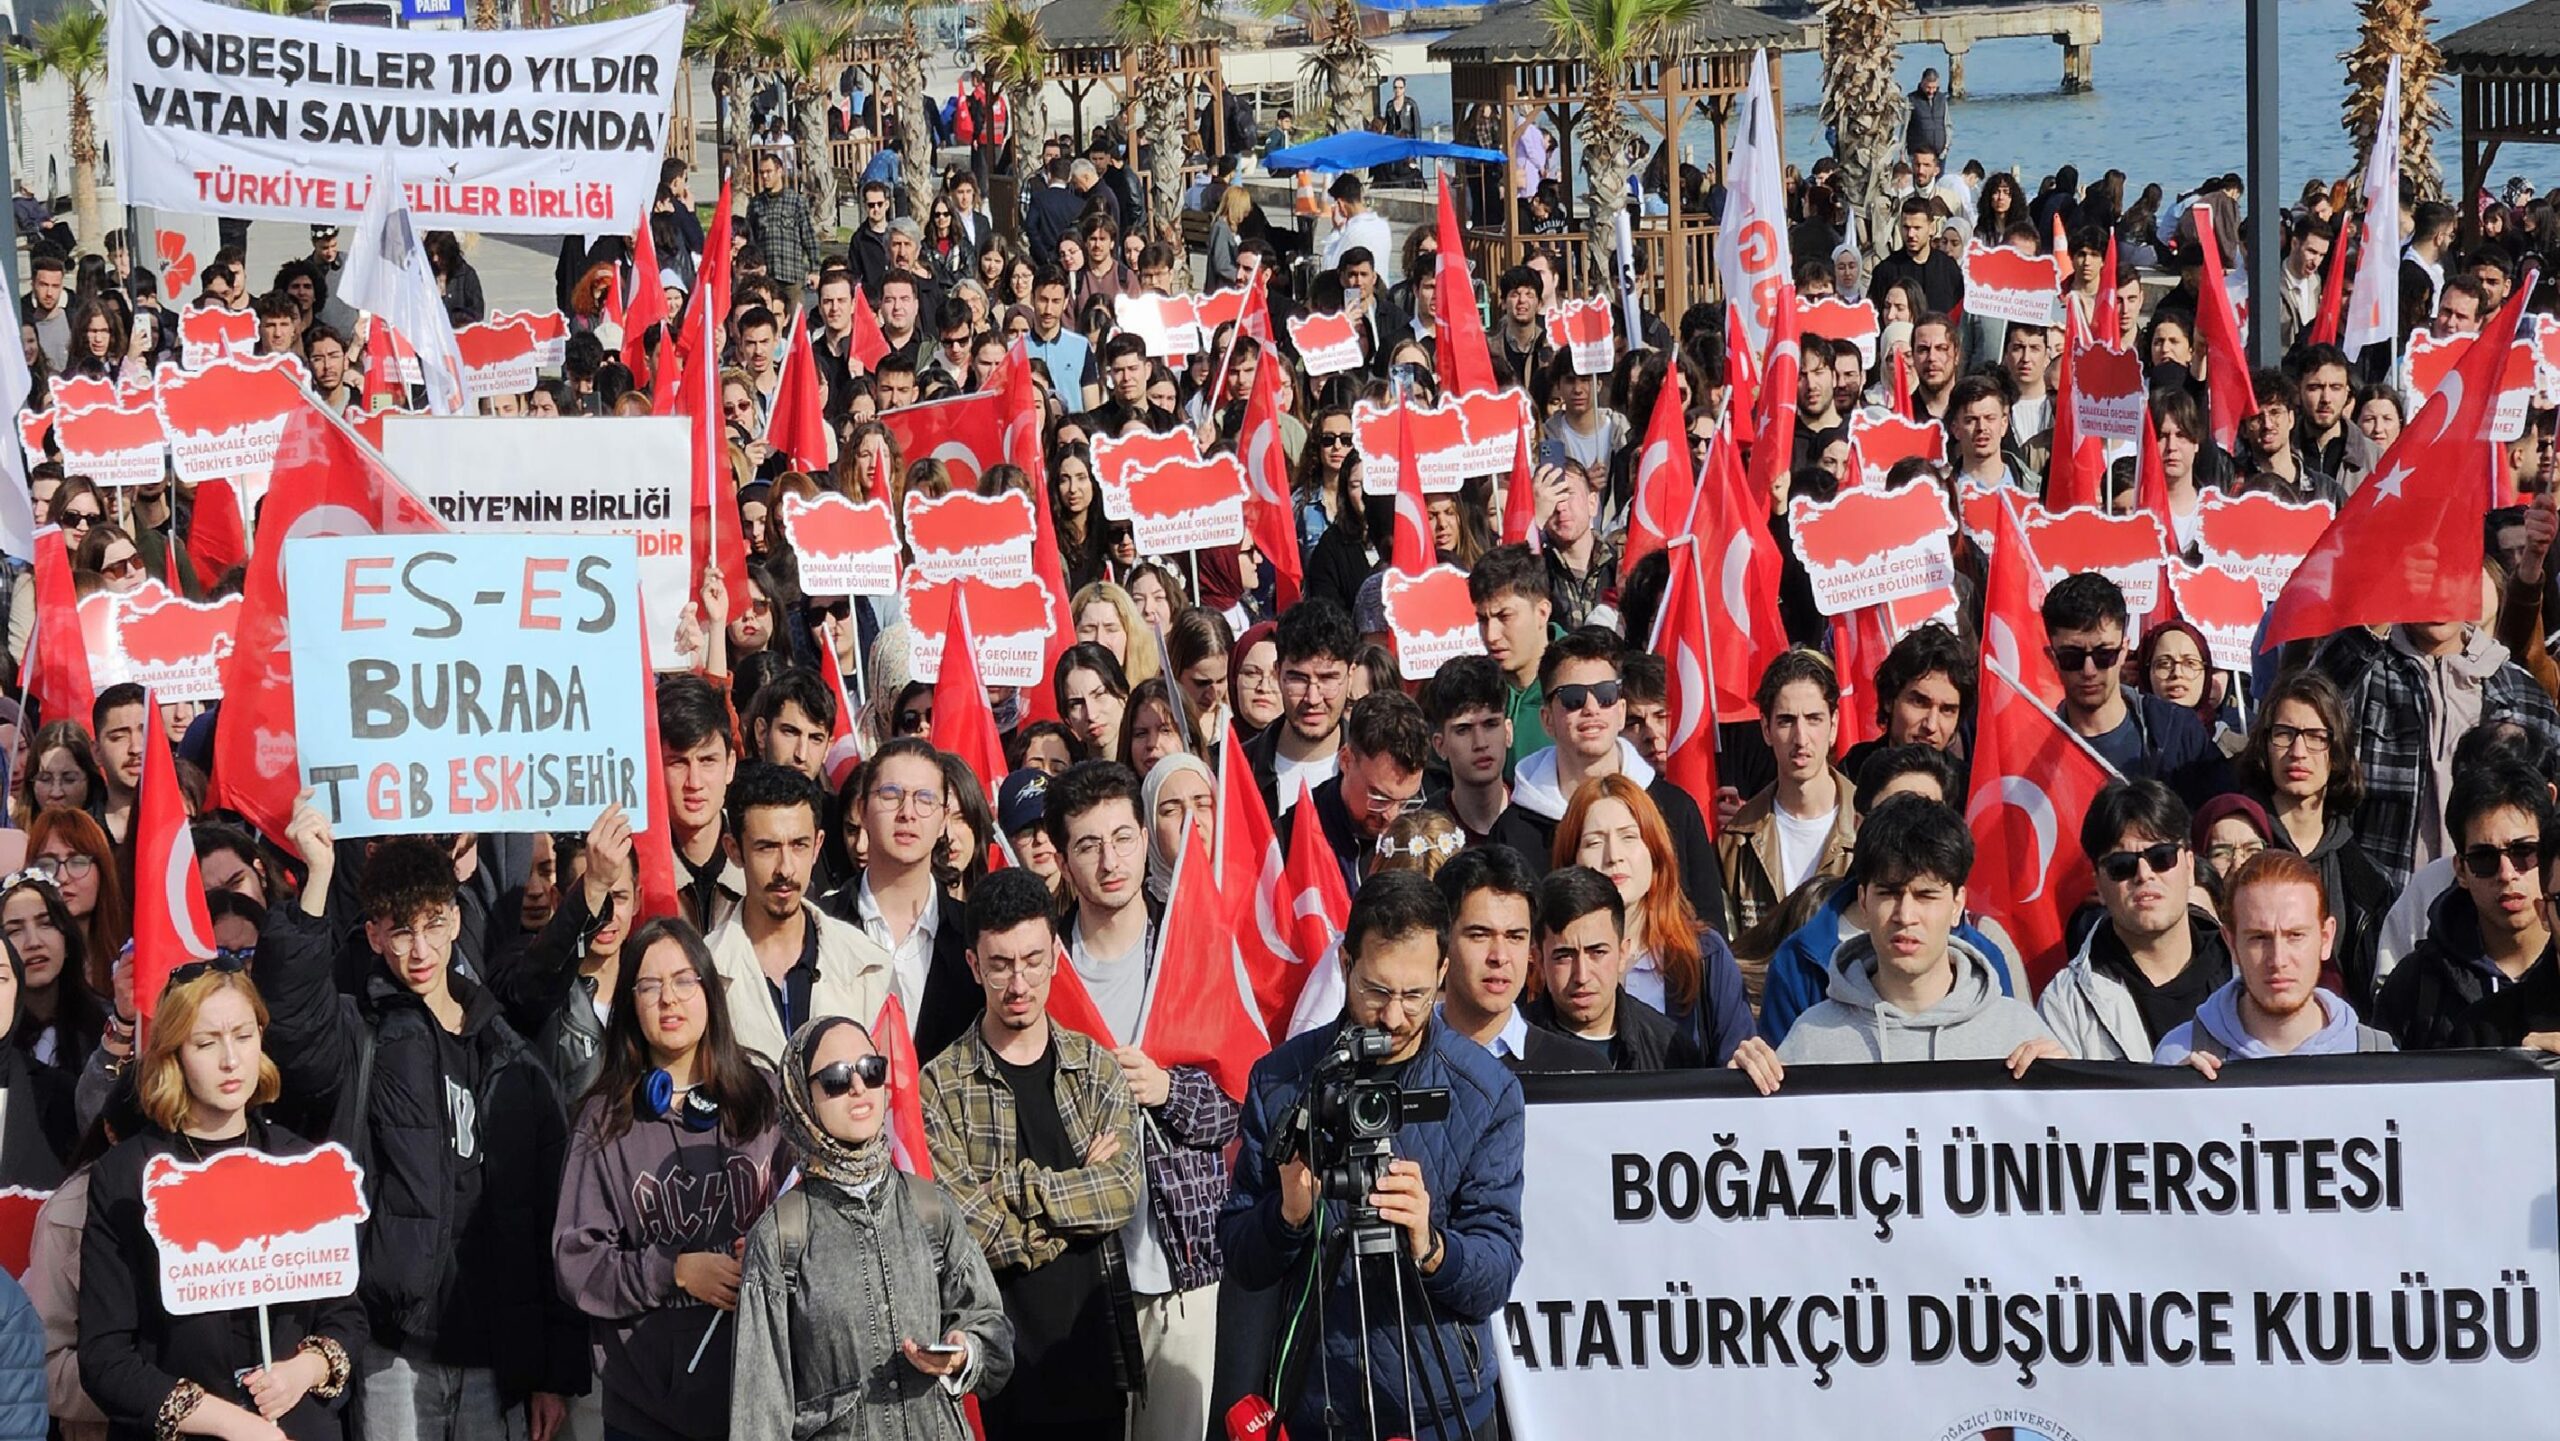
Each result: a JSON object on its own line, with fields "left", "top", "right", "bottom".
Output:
{"left": 1072, "top": 919, "right": 1172, "bottom": 1295}
{"left": 1774, "top": 805, "right": 1837, "bottom": 898}
{"left": 1273, "top": 750, "right": 1339, "bottom": 815}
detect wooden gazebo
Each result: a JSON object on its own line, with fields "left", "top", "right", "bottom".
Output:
{"left": 2445, "top": 0, "right": 2560, "bottom": 245}
{"left": 1426, "top": 1, "right": 1799, "bottom": 321}
{"left": 820, "top": 10, "right": 909, "bottom": 186}
{"left": 1039, "top": 0, "right": 1233, "bottom": 161}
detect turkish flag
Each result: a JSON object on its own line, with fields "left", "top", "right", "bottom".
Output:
{"left": 360, "top": 316, "right": 419, "bottom": 413}
{"left": 1645, "top": 536, "right": 1721, "bottom": 823}
{"left": 1218, "top": 720, "right": 1326, "bottom": 1034}
{"left": 2133, "top": 403, "right": 2185, "bottom": 625}
{"left": 132, "top": 687, "right": 216, "bottom": 1043}
{"left": 1503, "top": 401, "right": 1539, "bottom": 551}
{"left": 631, "top": 605, "right": 682, "bottom": 926}
{"left": 1966, "top": 659, "right": 2117, "bottom": 991}
{"left": 2093, "top": 231, "right": 2123, "bottom": 347}
{"left": 2264, "top": 276, "right": 2533, "bottom": 647}
{"left": 849, "top": 287, "right": 891, "bottom": 375}
{"left": 934, "top": 595, "right": 1012, "bottom": 793}
{"left": 1390, "top": 401, "right": 1431, "bottom": 575}
{"left": 2044, "top": 306, "right": 2106, "bottom": 512}
{"left": 683, "top": 180, "right": 734, "bottom": 377}
{"left": 27, "top": 530, "right": 93, "bottom": 731}
{"left": 2307, "top": 211, "right": 2354, "bottom": 351}
{"left": 680, "top": 299, "right": 752, "bottom": 608}
{"left": 209, "top": 404, "right": 441, "bottom": 843}
{"left": 1700, "top": 425, "right": 1782, "bottom": 722}
{"left": 764, "top": 305, "right": 831, "bottom": 473}
{"left": 1000, "top": 339, "right": 1072, "bottom": 725}
{"left": 816, "top": 625, "right": 864, "bottom": 792}
{"left": 1723, "top": 301, "right": 1758, "bottom": 426}
{"left": 1275, "top": 780, "right": 1351, "bottom": 1033}
{"left": 1888, "top": 348, "right": 1915, "bottom": 420}
{"left": 1745, "top": 281, "right": 1800, "bottom": 514}
{"left": 874, "top": 994, "right": 935, "bottom": 1177}
{"left": 1137, "top": 827, "right": 1267, "bottom": 1099}
{"left": 1981, "top": 489, "right": 2064, "bottom": 708}
{"left": 1623, "top": 363, "right": 1696, "bottom": 576}
{"left": 1432, "top": 175, "right": 1497, "bottom": 396}
{"left": 1240, "top": 344, "right": 1303, "bottom": 610}
{"left": 650, "top": 329, "right": 682, "bottom": 418}
{"left": 186, "top": 480, "right": 246, "bottom": 593}
{"left": 1045, "top": 941, "right": 1119, "bottom": 1049}
{"left": 622, "top": 210, "right": 668, "bottom": 387}
{"left": 2189, "top": 211, "right": 2259, "bottom": 453}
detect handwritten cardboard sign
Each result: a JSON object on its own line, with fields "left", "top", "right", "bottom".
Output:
{"left": 284, "top": 532, "right": 653, "bottom": 836}
{"left": 780, "top": 492, "right": 899, "bottom": 598}
{"left": 144, "top": 1145, "right": 368, "bottom": 1315}
{"left": 1786, "top": 484, "right": 1958, "bottom": 615}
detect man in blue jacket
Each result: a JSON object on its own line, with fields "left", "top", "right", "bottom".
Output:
{"left": 1219, "top": 872, "right": 1525, "bottom": 1440}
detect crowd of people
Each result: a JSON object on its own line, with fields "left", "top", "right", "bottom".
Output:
{"left": 0, "top": 53, "right": 2552, "bottom": 1441}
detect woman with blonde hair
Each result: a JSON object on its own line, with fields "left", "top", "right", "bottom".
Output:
{"left": 1555, "top": 774, "right": 1753, "bottom": 1065}
{"left": 77, "top": 963, "right": 364, "bottom": 1441}
{"left": 1069, "top": 580, "right": 1162, "bottom": 684}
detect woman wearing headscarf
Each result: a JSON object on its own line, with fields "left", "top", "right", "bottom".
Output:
{"left": 730, "top": 1016, "right": 1011, "bottom": 1441}
{"left": 1141, "top": 752, "right": 1216, "bottom": 907}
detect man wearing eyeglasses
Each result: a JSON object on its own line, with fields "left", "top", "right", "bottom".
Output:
{"left": 1296, "top": 692, "right": 1432, "bottom": 893}
{"left": 2041, "top": 572, "right": 2227, "bottom": 807}
{"left": 1240, "top": 599, "right": 1359, "bottom": 820}
{"left": 259, "top": 807, "right": 587, "bottom": 1441}
{"left": 821, "top": 739, "right": 981, "bottom": 1064}
{"left": 1221, "top": 870, "right": 1525, "bottom": 1441}
{"left": 702, "top": 763, "right": 893, "bottom": 1068}
{"left": 1494, "top": 626, "right": 1731, "bottom": 934}
{"left": 849, "top": 179, "right": 896, "bottom": 299}
{"left": 925, "top": 866, "right": 1146, "bottom": 1441}
{"left": 2039, "top": 779, "right": 2233, "bottom": 1063}
{"left": 2377, "top": 763, "right": 2557, "bottom": 1050}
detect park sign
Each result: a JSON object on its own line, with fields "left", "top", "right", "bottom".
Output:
{"left": 284, "top": 533, "right": 651, "bottom": 837}
{"left": 108, "top": 0, "right": 683, "bottom": 232}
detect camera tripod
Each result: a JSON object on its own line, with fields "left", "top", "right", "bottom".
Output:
{"left": 1270, "top": 1191, "right": 1479, "bottom": 1441}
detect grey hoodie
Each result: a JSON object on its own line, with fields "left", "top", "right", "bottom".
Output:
{"left": 1776, "top": 933, "right": 2060, "bottom": 1064}
{"left": 2154, "top": 980, "right": 2396, "bottom": 1064}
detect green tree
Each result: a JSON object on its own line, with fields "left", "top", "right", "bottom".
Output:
{"left": 972, "top": 0, "right": 1048, "bottom": 178}
{"left": 1113, "top": 0, "right": 1210, "bottom": 239}
{"left": 687, "top": 0, "right": 775, "bottom": 181}
{"left": 762, "top": 13, "right": 855, "bottom": 226}
{"left": 1299, "top": 0, "right": 1378, "bottom": 136}
{"left": 854, "top": 0, "right": 938, "bottom": 222}
{"left": 1536, "top": 0, "right": 1703, "bottom": 226}
{"left": 6, "top": 6, "right": 107, "bottom": 246}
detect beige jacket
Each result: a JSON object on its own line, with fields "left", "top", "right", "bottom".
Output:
{"left": 706, "top": 900, "right": 895, "bottom": 1066}
{"left": 1717, "top": 769, "right": 1860, "bottom": 942}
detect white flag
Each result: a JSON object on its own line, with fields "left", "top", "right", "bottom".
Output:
{"left": 338, "top": 163, "right": 469, "bottom": 416}
{"left": 2343, "top": 55, "right": 2403, "bottom": 354}
{"left": 1715, "top": 48, "right": 1788, "bottom": 362}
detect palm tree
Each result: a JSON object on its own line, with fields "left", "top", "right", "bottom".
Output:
{"left": 1819, "top": 0, "right": 1906, "bottom": 260}
{"left": 1114, "top": 0, "right": 1207, "bottom": 240}
{"left": 972, "top": 0, "right": 1048, "bottom": 178}
{"left": 2344, "top": 0, "right": 2447, "bottom": 202}
{"left": 1536, "top": 0, "right": 1702, "bottom": 226}
{"left": 857, "top": 0, "right": 938, "bottom": 221}
{"left": 1298, "top": 0, "right": 1379, "bottom": 135}
{"left": 687, "top": 0, "right": 775, "bottom": 180}
{"left": 6, "top": 7, "right": 106, "bottom": 246}
{"left": 761, "top": 14, "right": 854, "bottom": 226}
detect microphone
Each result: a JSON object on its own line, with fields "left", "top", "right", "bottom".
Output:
{"left": 1224, "top": 1395, "right": 1286, "bottom": 1441}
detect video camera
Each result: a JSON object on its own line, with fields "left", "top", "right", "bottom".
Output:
{"left": 1270, "top": 1025, "right": 1450, "bottom": 1253}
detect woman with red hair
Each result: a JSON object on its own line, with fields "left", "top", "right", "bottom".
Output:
{"left": 1555, "top": 775, "right": 1754, "bottom": 1064}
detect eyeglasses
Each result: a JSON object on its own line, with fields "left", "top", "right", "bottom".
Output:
{"left": 2461, "top": 839, "right": 2543, "bottom": 880}
{"left": 168, "top": 950, "right": 253, "bottom": 990}
{"left": 29, "top": 853, "right": 94, "bottom": 880}
{"left": 100, "top": 552, "right": 140, "bottom": 579}
{"left": 871, "top": 781, "right": 945, "bottom": 815}
{"left": 2148, "top": 655, "right": 2204, "bottom": 678}
{"left": 979, "top": 949, "right": 1056, "bottom": 982}
{"left": 2206, "top": 840, "right": 2264, "bottom": 870}
{"left": 2096, "top": 841, "right": 2184, "bottom": 884}
{"left": 2268, "top": 724, "right": 2332, "bottom": 754}
{"left": 1355, "top": 978, "right": 1436, "bottom": 1014}
{"left": 2050, "top": 644, "right": 2125, "bottom": 673}
{"left": 1358, "top": 784, "right": 1426, "bottom": 819}
{"left": 1551, "top": 680, "right": 1623, "bottom": 712}
{"left": 810, "top": 1054, "right": 890, "bottom": 1096}
{"left": 632, "top": 972, "right": 704, "bottom": 1004}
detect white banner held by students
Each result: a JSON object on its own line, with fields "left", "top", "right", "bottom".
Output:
{"left": 109, "top": 0, "right": 682, "bottom": 233}
{"left": 1500, "top": 1063, "right": 2560, "bottom": 1439}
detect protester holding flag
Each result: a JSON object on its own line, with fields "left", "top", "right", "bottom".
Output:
{"left": 486, "top": 806, "right": 642, "bottom": 1104}
{"left": 555, "top": 917, "right": 782, "bottom": 1441}
{"left": 733, "top": 1013, "right": 1012, "bottom": 1441}
{"left": 77, "top": 964, "right": 364, "bottom": 1441}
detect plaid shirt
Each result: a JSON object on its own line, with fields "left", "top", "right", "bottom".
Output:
{"left": 2314, "top": 626, "right": 2560, "bottom": 891}
{"left": 747, "top": 188, "right": 822, "bottom": 286}
{"left": 922, "top": 1023, "right": 1144, "bottom": 1272}
{"left": 1140, "top": 1065, "right": 1239, "bottom": 1294}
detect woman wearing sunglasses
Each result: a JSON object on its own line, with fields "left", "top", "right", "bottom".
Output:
{"left": 731, "top": 1016, "right": 1011, "bottom": 1439}
{"left": 556, "top": 916, "right": 782, "bottom": 1441}
{"left": 77, "top": 962, "right": 363, "bottom": 1441}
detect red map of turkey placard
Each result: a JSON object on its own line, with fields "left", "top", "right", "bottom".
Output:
{"left": 1123, "top": 454, "right": 1247, "bottom": 553}
{"left": 177, "top": 307, "right": 256, "bottom": 370}
{"left": 780, "top": 492, "right": 899, "bottom": 598}
{"left": 152, "top": 355, "right": 311, "bottom": 501}
{"left": 143, "top": 1144, "right": 369, "bottom": 1315}
{"left": 51, "top": 373, "right": 148, "bottom": 413}
{"left": 2193, "top": 490, "right": 2335, "bottom": 603}
{"left": 79, "top": 579, "right": 241, "bottom": 702}
{"left": 1287, "top": 310, "right": 1364, "bottom": 377}
{"left": 2070, "top": 336, "right": 2145, "bottom": 442}
{"left": 492, "top": 309, "right": 571, "bottom": 367}
{"left": 2167, "top": 562, "right": 2267, "bottom": 671}
{"left": 1379, "top": 565, "right": 1487, "bottom": 679}
{"left": 1446, "top": 389, "right": 1528, "bottom": 477}
{"left": 0, "top": 1186, "right": 44, "bottom": 1278}
{"left": 16, "top": 408, "right": 51, "bottom": 471}
{"left": 902, "top": 488, "right": 1037, "bottom": 585}
{"left": 1847, "top": 409, "right": 1947, "bottom": 487}
{"left": 1963, "top": 241, "right": 2068, "bottom": 327}
{"left": 1115, "top": 292, "right": 1202, "bottom": 358}
{"left": 1354, "top": 396, "right": 1470, "bottom": 495}
{"left": 1786, "top": 484, "right": 1958, "bottom": 615}
{"left": 902, "top": 569, "right": 1061, "bottom": 686}
{"left": 1191, "top": 282, "right": 1252, "bottom": 340}
{"left": 1544, "top": 296, "right": 1614, "bottom": 375}
{"left": 1093, "top": 427, "right": 1204, "bottom": 518}
{"left": 454, "top": 317, "right": 542, "bottom": 400}
{"left": 2404, "top": 327, "right": 2538, "bottom": 442}
{"left": 1796, "top": 296, "right": 1880, "bottom": 367}
{"left": 54, "top": 398, "right": 168, "bottom": 487}
{"left": 2024, "top": 504, "right": 2171, "bottom": 614}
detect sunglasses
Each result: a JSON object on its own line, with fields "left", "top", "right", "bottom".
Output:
{"left": 2097, "top": 842, "right": 2184, "bottom": 884}
{"left": 1552, "top": 680, "right": 1623, "bottom": 712}
{"left": 2050, "top": 644, "right": 2125, "bottom": 673}
{"left": 1320, "top": 431, "right": 1354, "bottom": 448}
{"left": 59, "top": 512, "right": 98, "bottom": 531}
{"left": 810, "top": 1054, "right": 890, "bottom": 1096}
{"left": 168, "top": 950, "right": 253, "bottom": 991}
{"left": 2460, "top": 838, "right": 2543, "bottom": 880}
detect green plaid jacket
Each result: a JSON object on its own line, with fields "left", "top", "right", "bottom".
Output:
{"left": 920, "top": 1024, "right": 1144, "bottom": 1275}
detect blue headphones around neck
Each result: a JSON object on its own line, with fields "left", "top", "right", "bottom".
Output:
{"left": 638, "top": 1069, "right": 723, "bottom": 1132}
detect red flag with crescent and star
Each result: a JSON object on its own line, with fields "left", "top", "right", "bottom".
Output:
{"left": 1965, "top": 659, "right": 2119, "bottom": 992}
{"left": 134, "top": 687, "right": 217, "bottom": 1043}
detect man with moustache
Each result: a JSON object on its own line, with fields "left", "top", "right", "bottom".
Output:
{"left": 702, "top": 763, "right": 894, "bottom": 1067}
{"left": 2155, "top": 851, "right": 2397, "bottom": 1068}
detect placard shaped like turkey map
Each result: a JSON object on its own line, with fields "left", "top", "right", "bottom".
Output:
{"left": 1785, "top": 484, "right": 1958, "bottom": 616}
{"left": 902, "top": 569, "right": 1061, "bottom": 686}
{"left": 144, "top": 1144, "right": 370, "bottom": 1315}
{"left": 1121, "top": 454, "right": 1248, "bottom": 554}
{"left": 1379, "top": 565, "right": 1487, "bottom": 679}
{"left": 80, "top": 579, "right": 242, "bottom": 701}
{"left": 780, "top": 492, "right": 899, "bottom": 598}
{"left": 901, "top": 489, "right": 1037, "bottom": 586}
